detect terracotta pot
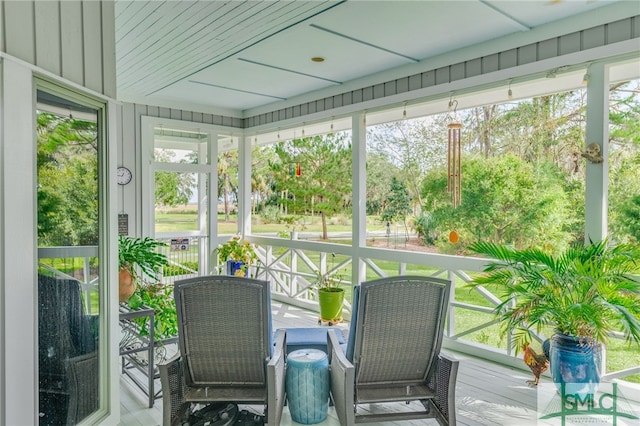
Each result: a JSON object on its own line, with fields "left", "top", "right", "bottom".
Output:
{"left": 119, "top": 266, "right": 135, "bottom": 302}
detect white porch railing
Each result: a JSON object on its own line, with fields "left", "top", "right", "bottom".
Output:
{"left": 38, "top": 239, "right": 640, "bottom": 382}
{"left": 38, "top": 246, "right": 100, "bottom": 314}
{"left": 245, "top": 235, "right": 640, "bottom": 382}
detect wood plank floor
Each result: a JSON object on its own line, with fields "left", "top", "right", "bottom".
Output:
{"left": 120, "top": 301, "right": 640, "bottom": 426}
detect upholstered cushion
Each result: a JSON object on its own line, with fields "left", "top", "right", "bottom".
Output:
{"left": 276, "top": 327, "right": 345, "bottom": 355}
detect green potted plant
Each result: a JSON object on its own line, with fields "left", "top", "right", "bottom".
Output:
{"left": 315, "top": 271, "right": 345, "bottom": 325}
{"left": 118, "top": 235, "right": 169, "bottom": 302}
{"left": 468, "top": 239, "right": 640, "bottom": 395}
{"left": 127, "top": 282, "right": 178, "bottom": 341}
{"left": 215, "top": 236, "right": 259, "bottom": 276}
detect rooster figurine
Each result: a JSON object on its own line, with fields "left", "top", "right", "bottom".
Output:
{"left": 523, "top": 340, "right": 550, "bottom": 387}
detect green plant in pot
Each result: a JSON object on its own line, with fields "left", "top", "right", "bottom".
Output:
{"left": 315, "top": 271, "right": 345, "bottom": 325}
{"left": 127, "top": 282, "right": 177, "bottom": 341}
{"left": 215, "top": 236, "right": 259, "bottom": 276}
{"left": 118, "top": 236, "right": 169, "bottom": 302}
{"left": 468, "top": 239, "right": 640, "bottom": 395}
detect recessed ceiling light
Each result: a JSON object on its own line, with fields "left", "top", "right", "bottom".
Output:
{"left": 311, "top": 57, "right": 325, "bottom": 63}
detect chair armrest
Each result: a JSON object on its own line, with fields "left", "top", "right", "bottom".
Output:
{"left": 267, "top": 329, "right": 286, "bottom": 426}
{"left": 430, "top": 352, "right": 459, "bottom": 426}
{"left": 328, "top": 329, "right": 355, "bottom": 426}
{"left": 159, "top": 353, "right": 189, "bottom": 426}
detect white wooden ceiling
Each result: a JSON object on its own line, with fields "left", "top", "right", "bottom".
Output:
{"left": 115, "top": 0, "right": 627, "bottom": 116}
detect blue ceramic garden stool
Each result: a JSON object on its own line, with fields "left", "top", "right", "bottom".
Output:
{"left": 285, "top": 349, "right": 329, "bottom": 424}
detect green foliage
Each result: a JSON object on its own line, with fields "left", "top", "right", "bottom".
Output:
{"left": 381, "top": 177, "right": 412, "bottom": 224}
{"left": 618, "top": 195, "right": 640, "bottom": 242}
{"left": 37, "top": 112, "right": 99, "bottom": 246}
{"left": 260, "top": 205, "right": 281, "bottom": 223}
{"left": 609, "top": 153, "right": 640, "bottom": 243}
{"left": 423, "top": 154, "right": 574, "bottom": 250}
{"left": 118, "top": 236, "right": 169, "bottom": 285}
{"left": 314, "top": 272, "right": 343, "bottom": 291}
{"left": 128, "top": 282, "right": 177, "bottom": 339}
{"left": 215, "top": 236, "right": 259, "bottom": 273}
{"left": 468, "top": 239, "right": 640, "bottom": 351}
{"left": 365, "top": 152, "right": 402, "bottom": 215}
{"left": 413, "top": 213, "right": 436, "bottom": 245}
{"left": 154, "top": 149, "right": 194, "bottom": 207}
{"left": 271, "top": 133, "right": 352, "bottom": 239}
{"left": 163, "top": 261, "right": 198, "bottom": 277}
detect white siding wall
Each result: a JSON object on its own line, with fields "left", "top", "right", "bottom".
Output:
{"left": 0, "top": 1, "right": 116, "bottom": 424}
{"left": 1, "top": 0, "right": 116, "bottom": 97}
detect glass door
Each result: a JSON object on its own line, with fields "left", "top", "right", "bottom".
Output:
{"left": 36, "top": 90, "right": 102, "bottom": 425}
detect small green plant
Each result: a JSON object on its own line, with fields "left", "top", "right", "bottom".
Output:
{"left": 215, "top": 236, "right": 259, "bottom": 274}
{"left": 314, "top": 272, "right": 343, "bottom": 291}
{"left": 128, "top": 282, "right": 177, "bottom": 340}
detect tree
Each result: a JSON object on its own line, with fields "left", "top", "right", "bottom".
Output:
{"left": 368, "top": 118, "right": 449, "bottom": 214}
{"left": 271, "top": 133, "right": 351, "bottom": 240}
{"left": 423, "top": 154, "right": 574, "bottom": 251}
{"left": 218, "top": 150, "right": 238, "bottom": 222}
{"left": 251, "top": 146, "right": 278, "bottom": 214}
{"left": 37, "top": 112, "right": 99, "bottom": 246}
{"left": 365, "top": 152, "right": 400, "bottom": 215}
{"left": 381, "top": 177, "right": 412, "bottom": 239}
{"left": 153, "top": 149, "right": 194, "bottom": 208}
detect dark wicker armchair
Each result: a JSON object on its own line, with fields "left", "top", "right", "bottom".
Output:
{"left": 38, "top": 274, "right": 98, "bottom": 425}
{"left": 328, "top": 276, "right": 458, "bottom": 425}
{"left": 159, "top": 276, "right": 285, "bottom": 426}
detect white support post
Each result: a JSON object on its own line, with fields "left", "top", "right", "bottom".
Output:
{"left": 238, "top": 136, "right": 252, "bottom": 237}
{"left": 351, "top": 113, "right": 367, "bottom": 286}
{"left": 209, "top": 132, "right": 219, "bottom": 273}
{"left": 584, "top": 63, "right": 609, "bottom": 244}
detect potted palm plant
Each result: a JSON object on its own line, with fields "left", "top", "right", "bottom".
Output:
{"left": 215, "top": 236, "right": 259, "bottom": 276}
{"left": 118, "top": 236, "right": 169, "bottom": 302}
{"left": 468, "top": 239, "right": 640, "bottom": 395}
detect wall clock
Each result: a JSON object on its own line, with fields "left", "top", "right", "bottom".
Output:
{"left": 117, "top": 167, "right": 132, "bottom": 185}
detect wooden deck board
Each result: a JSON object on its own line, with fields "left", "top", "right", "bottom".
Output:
{"left": 119, "top": 301, "right": 638, "bottom": 426}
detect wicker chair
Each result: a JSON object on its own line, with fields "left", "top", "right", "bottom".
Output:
{"left": 327, "top": 276, "right": 459, "bottom": 425}
{"left": 158, "top": 276, "right": 286, "bottom": 426}
{"left": 38, "top": 274, "right": 98, "bottom": 425}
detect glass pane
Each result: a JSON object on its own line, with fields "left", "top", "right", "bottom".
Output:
{"left": 366, "top": 85, "right": 588, "bottom": 254}
{"left": 36, "top": 91, "right": 100, "bottom": 425}
{"left": 608, "top": 78, "right": 640, "bottom": 244}
{"left": 155, "top": 171, "right": 207, "bottom": 234}
{"left": 251, "top": 130, "right": 353, "bottom": 240}
{"left": 217, "top": 147, "right": 239, "bottom": 236}
{"left": 153, "top": 126, "right": 209, "bottom": 164}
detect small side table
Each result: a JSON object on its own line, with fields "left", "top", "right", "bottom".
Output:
{"left": 286, "top": 349, "right": 329, "bottom": 424}
{"left": 119, "top": 304, "right": 155, "bottom": 408}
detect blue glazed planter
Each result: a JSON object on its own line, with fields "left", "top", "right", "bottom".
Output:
{"left": 550, "top": 333, "right": 602, "bottom": 397}
{"left": 226, "top": 260, "right": 246, "bottom": 276}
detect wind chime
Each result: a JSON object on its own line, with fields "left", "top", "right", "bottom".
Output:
{"left": 289, "top": 162, "right": 301, "bottom": 177}
{"left": 447, "top": 121, "right": 462, "bottom": 208}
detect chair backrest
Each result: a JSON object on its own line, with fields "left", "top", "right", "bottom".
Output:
{"left": 38, "top": 274, "right": 96, "bottom": 374}
{"left": 348, "top": 276, "right": 451, "bottom": 386}
{"left": 174, "top": 276, "right": 272, "bottom": 388}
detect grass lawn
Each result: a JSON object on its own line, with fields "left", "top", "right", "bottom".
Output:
{"left": 151, "top": 209, "right": 640, "bottom": 383}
